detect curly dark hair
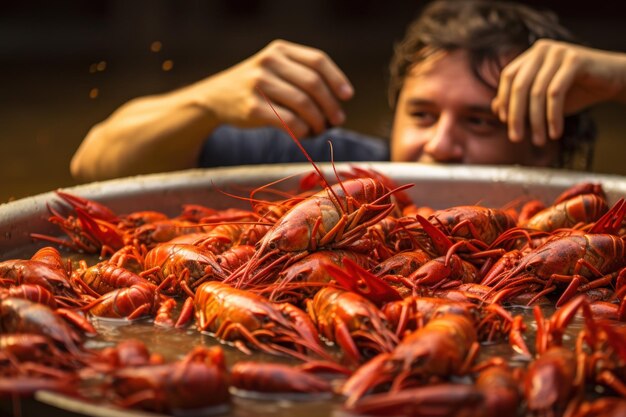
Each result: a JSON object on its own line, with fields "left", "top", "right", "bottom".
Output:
{"left": 388, "top": 0, "right": 596, "bottom": 170}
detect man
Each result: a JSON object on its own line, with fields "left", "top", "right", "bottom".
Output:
{"left": 71, "top": 0, "right": 626, "bottom": 182}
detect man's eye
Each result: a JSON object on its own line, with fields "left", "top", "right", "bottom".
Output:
{"left": 466, "top": 116, "right": 500, "bottom": 134}
{"left": 411, "top": 111, "right": 436, "bottom": 125}
{"left": 467, "top": 116, "right": 492, "bottom": 126}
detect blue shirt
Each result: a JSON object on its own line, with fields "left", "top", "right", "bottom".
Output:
{"left": 198, "top": 125, "right": 390, "bottom": 167}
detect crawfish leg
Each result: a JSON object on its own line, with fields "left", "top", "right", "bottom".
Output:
{"left": 332, "top": 319, "right": 361, "bottom": 365}
{"left": 214, "top": 321, "right": 271, "bottom": 355}
{"left": 316, "top": 215, "right": 346, "bottom": 250}
{"left": 175, "top": 297, "right": 195, "bottom": 328}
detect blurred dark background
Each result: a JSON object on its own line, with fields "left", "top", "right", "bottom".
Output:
{"left": 2, "top": 0, "right": 626, "bottom": 204}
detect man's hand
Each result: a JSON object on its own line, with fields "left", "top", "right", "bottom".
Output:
{"left": 492, "top": 39, "right": 626, "bottom": 146}
{"left": 199, "top": 40, "right": 354, "bottom": 138}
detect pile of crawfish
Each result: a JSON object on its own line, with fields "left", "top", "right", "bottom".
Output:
{"left": 2, "top": 167, "right": 626, "bottom": 417}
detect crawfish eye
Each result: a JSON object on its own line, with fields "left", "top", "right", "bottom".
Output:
{"left": 372, "top": 266, "right": 382, "bottom": 274}
{"left": 388, "top": 268, "right": 397, "bottom": 275}
{"left": 268, "top": 242, "right": 277, "bottom": 250}
{"left": 295, "top": 273, "right": 304, "bottom": 282}
{"left": 525, "top": 264, "right": 535, "bottom": 273}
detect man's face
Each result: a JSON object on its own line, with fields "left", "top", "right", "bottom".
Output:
{"left": 390, "top": 49, "right": 558, "bottom": 165}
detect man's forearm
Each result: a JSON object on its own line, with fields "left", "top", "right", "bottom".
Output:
{"left": 71, "top": 92, "right": 219, "bottom": 182}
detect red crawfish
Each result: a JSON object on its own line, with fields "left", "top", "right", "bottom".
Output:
{"left": 307, "top": 286, "right": 398, "bottom": 366}
{"left": 97, "top": 338, "right": 163, "bottom": 369}
{"left": 522, "top": 297, "right": 594, "bottom": 416}
{"left": 142, "top": 242, "right": 228, "bottom": 296}
{"left": 109, "top": 345, "right": 229, "bottom": 413}
{"left": 34, "top": 190, "right": 122, "bottom": 253}
{"left": 345, "top": 383, "right": 483, "bottom": 417}
{"left": 579, "top": 317, "right": 626, "bottom": 397}
{"left": 126, "top": 219, "right": 208, "bottom": 249}
{"left": 489, "top": 234, "right": 626, "bottom": 307}
{"left": 321, "top": 256, "right": 403, "bottom": 308}
{"left": 258, "top": 177, "right": 397, "bottom": 252}
{"left": 167, "top": 225, "right": 249, "bottom": 253}
{"left": 230, "top": 361, "right": 338, "bottom": 395}
{"left": 426, "top": 205, "right": 517, "bottom": 247}
{"left": 193, "top": 281, "right": 330, "bottom": 361}
{"left": 382, "top": 296, "right": 479, "bottom": 337}
{"left": 367, "top": 249, "right": 433, "bottom": 298}
{"left": 370, "top": 249, "right": 432, "bottom": 279}
{"left": 0, "top": 297, "right": 94, "bottom": 356}
{"left": 32, "top": 204, "right": 125, "bottom": 256}
{"left": 524, "top": 346, "right": 581, "bottom": 416}
{"left": 215, "top": 245, "right": 256, "bottom": 272}
{"left": 344, "top": 363, "right": 521, "bottom": 417}
{"left": 72, "top": 260, "right": 156, "bottom": 297}
{"left": 512, "top": 181, "right": 604, "bottom": 229}
{"left": 382, "top": 295, "right": 527, "bottom": 351}
{"left": 553, "top": 182, "right": 606, "bottom": 205}
{"left": 522, "top": 193, "right": 608, "bottom": 232}
{"left": 351, "top": 216, "right": 408, "bottom": 260}
{"left": 54, "top": 190, "right": 119, "bottom": 223}
{"left": 264, "top": 249, "right": 373, "bottom": 303}
{"left": 547, "top": 298, "right": 626, "bottom": 399}
{"left": 83, "top": 283, "right": 165, "bottom": 320}
{"left": 340, "top": 312, "right": 479, "bottom": 406}
{"left": 581, "top": 283, "right": 626, "bottom": 321}
{"left": 152, "top": 298, "right": 181, "bottom": 327}
{"left": 29, "top": 246, "right": 68, "bottom": 273}
{"left": 411, "top": 211, "right": 516, "bottom": 273}
{"left": 481, "top": 249, "right": 524, "bottom": 287}
{"left": 231, "top": 177, "right": 404, "bottom": 287}
{"left": 525, "top": 297, "right": 626, "bottom": 413}
{"left": 0, "top": 283, "right": 59, "bottom": 309}
{"left": 0, "top": 333, "right": 78, "bottom": 369}
{"left": 407, "top": 254, "right": 480, "bottom": 290}
{"left": 0, "top": 259, "right": 73, "bottom": 296}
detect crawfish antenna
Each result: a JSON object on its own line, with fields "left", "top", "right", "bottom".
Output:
{"left": 209, "top": 178, "right": 299, "bottom": 214}
{"left": 327, "top": 140, "right": 351, "bottom": 209}
{"left": 256, "top": 87, "right": 344, "bottom": 208}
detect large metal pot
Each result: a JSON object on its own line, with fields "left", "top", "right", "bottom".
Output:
{"left": 1, "top": 162, "right": 625, "bottom": 417}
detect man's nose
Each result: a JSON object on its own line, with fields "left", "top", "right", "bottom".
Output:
{"left": 422, "top": 116, "right": 464, "bottom": 162}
